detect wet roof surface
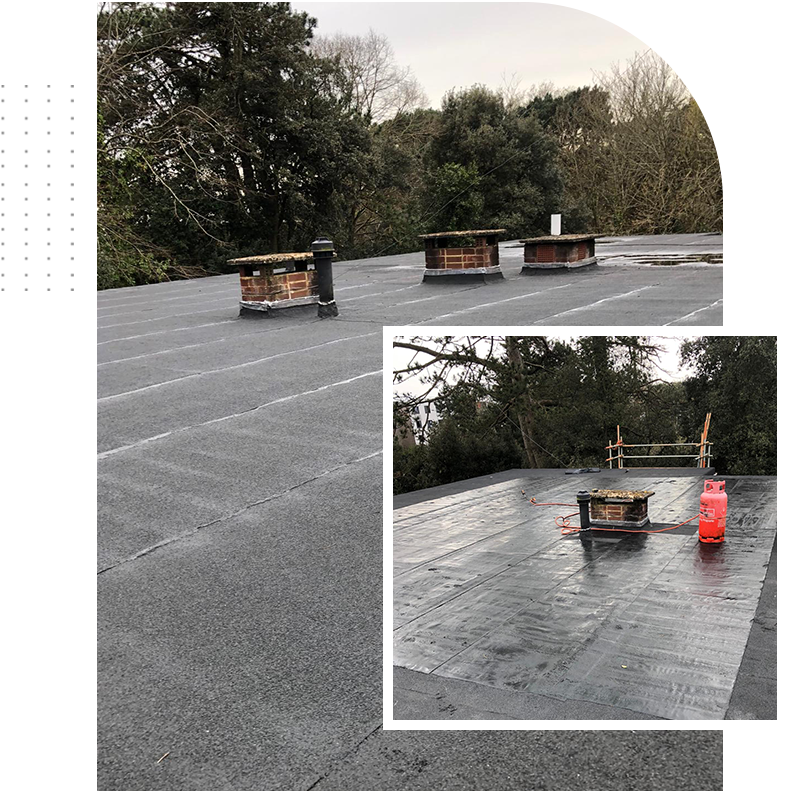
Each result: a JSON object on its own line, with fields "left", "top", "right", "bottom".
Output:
{"left": 393, "top": 469, "right": 775, "bottom": 721}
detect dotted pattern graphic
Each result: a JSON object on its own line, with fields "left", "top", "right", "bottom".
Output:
{"left": 0, "top": 84, "right": 76, "bottom": 293}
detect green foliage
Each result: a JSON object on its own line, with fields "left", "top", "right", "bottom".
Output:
{"left": 393, "top": 336, "right": 774, "bottom": 494}
{"left": 423, "top": 162, "right": 485, "bottom": 232}
{"left": 97, "top": 111, "right": 171, "bottom": 289}
{"left": 98, "top": 1, "right": 374, "bottom": 285}
{"left": 98, "top": 11, "right": 722, "bottom": 288}
{"left": 423, "top": 86, "right": 562, "bottom": 236}
{"left": 393, "top": 442, "right": 434, "bottom": 495}
{"left": 680, "top": 337, "right": 777, "bottom": 475}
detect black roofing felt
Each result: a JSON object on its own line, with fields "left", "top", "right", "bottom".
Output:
{"left": 393, "top": 469, "right": 776, "bottom": 721}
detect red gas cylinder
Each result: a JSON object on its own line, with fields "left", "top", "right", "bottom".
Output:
{"left": 699, "top": 480, "right": 727, "bottom": 543}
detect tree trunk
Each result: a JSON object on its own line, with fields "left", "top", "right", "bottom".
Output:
{"left": 505, "top": 337, "right": 545, "bottom": 468}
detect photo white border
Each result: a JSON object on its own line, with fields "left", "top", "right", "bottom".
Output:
{"left": 2, "top": 0, "right": 802, "bottom": 787}
{"left": 384, "top": 325, "right": 756, "bottom": 733}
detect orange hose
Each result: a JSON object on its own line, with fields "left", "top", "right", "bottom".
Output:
{"left": 527, "top": 498, "right": 700, "bottom": 537}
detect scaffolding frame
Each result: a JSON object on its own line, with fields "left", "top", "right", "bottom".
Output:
{"left": 606, "top": 413, "right": 713, "bottom": 469}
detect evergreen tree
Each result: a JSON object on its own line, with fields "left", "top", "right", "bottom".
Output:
{"left": 680, "top": 337, "right": 777, "bottom": 475}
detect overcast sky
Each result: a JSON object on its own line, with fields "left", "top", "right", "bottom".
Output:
{"left": 293, "top": 2, "right": 649, "bottom": 107}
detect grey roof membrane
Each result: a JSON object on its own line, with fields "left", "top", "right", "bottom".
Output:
{"left": 393, "top": 469, "right": 776, "bottom": 721}
{"left": 98, "top": 237, "right": 726, "bottom": 790}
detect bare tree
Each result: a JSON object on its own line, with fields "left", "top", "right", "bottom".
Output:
{"left": 310, "top": 29, "right": 428, "bottom": 121}
{"left": 499, "top": 73, "right": 559, "bottom": 112}
{"left": 393, "top": 336, "right": 562, "bottom": 467}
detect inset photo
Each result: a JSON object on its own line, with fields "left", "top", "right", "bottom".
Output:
{"left": 388, "top": 333, "right": 776, "bottom": 723}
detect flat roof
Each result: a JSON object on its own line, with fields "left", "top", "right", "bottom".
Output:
{"left": 393, "top": 468, "right": 775, "bottom": 721}
{"left": 99, "top": 233, "right": 723, "bottom": 328}
{"left": 97, "top": 233, "right": 725, "bottom": 787}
